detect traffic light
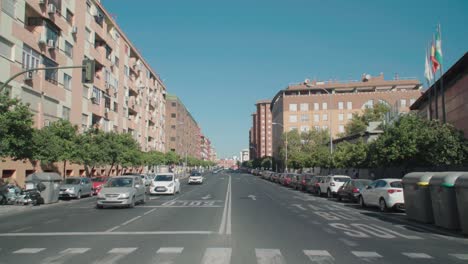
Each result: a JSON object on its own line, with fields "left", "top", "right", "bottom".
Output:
{"left": 82, "top": 59, "right": 95, "bottom": 84}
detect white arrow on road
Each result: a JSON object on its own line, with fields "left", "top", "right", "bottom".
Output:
{"left": 248, "top": 195, "right": 257, "bottom": 201}
{"left": 201, "top": 194, "right": 212, "bottom": 200}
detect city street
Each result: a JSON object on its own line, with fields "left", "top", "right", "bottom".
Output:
{"left": 0, "top": 171, "right": 467, "bottom": 264}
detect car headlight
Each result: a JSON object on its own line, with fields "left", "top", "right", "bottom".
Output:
{"left": 97, "top": 193, "right": 105, "bottom": 198}
{"left": 168, "top": 183, "right": 174, "bottom": 187}
{"left": 67, "top": 188, "right": 75, "bottom": 192}
{"left": 120, "top": 193, "right": 130, "bottom": 199}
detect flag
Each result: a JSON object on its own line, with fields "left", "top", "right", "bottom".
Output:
{"left": 430, "top": 42, "right": 439, "bottom": 73}
{"left": 435, "top": 24, "right": 443, "bottom": 68}
{"left": 424, "top": 49, "right": 434, "bottom": 83}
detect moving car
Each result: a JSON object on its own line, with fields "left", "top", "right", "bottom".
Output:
{"left": 336, "top": 179, "right": 372, "bottom": 202}
{"left": 91, "top": 177, "right": 108, "bottom": 195}
{"left": 188, "top": 172, "right": 204, "bottom": 184}
{"left": 319, "top": 175, "right": 351, "bottom": 198}
{"left": 150, "top": 173, "right": 180, "bottom": 195}
{"left": 59, "top": 177, "right": 93, "bottom": 199}
{"left": 359, "top": 178, "right": 405, "bottom": 212}
{"left": 96, "top": 176, "right": 147, "bottom": 208}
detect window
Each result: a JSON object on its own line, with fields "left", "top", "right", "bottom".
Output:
{"left": 124, "top": 65, "right": 130, "bottom": 77}
{"left": 400, "top": 99, "right": 407, "bottom": 107}
{"left": 171, "top": 125, "right": 176, "bottom": 129}
{"left": 94, "top": 7, "right": 105, "bottom": 26}
{"left": 314, "top": 103, "right": 319, "bottom": 110}
{"left": 85, "top": 28, "right": 92, "bottom": 43}
{"left": 347, "top": 113, "right": 353, "bottom": 120}
{"left": 92, "top": 86, "right": 101, "bottom": 104}
{"left": 314, "top": 114, "right": 319, "bottom": 122}
{"left": 289, "top": 104, "right": 297, "bottom": 112}
{"left": 43, "top": 56, "right": 58, "bottom": 84}
{"left": 82, "top": 86, "right": 89, "bottom": 98}
{"left": 289, "top": 115, "right": 297, "bottom": 123}
{"left": 347, "top": 101, "right": 352, "bottom": 110}
{"left": 338, "top": 114, "right": 344, "bottom": 121}
{"left": 289, "top": 127, "right": 297, "bottom": 131}
{"left": 300, "top": 126, "right": 309, "bottom": 132}
{"left": 113, "top": 102, "right": 118, "bottom": 112}
{"left": 410, "top": 98, "right": 416, "bottom": 105}
{"left": 63, "top": 73, "right": 72, "bottom": 90}
{"left": 314, "top": 126, "right": 320, "bottom": 131}
{"left": 104, "top": 95, "right": 111, "bottom": 109}
{"left": 171, "top": 113, "right": 176, "bottom": 118}
{"left": 362, "top": 99, "right": 374, "bottom": 109}
{"left": 1, "top": 0, "right": 15, "bottom": 17}
{"left": 300, "top": 103, "right": 309, "bottom": 111}
{"left": 322, "top": 114, "right": 328, "bottom": 121}
{"left": 62, "top": 106, "right": 70, "bottom": 120}
{"left": 45, "top": 21, "right": 59, "bottom": 47}
{"left": 322, "top": 125, "right": 328, "bottom": 130}
{"left": 64, "top": 41, "right": 73, "bottom": 58}
{"left": 300, "top": 114, "right": 309, "bottom": 122}
{"left": 322, "top": 102, "right": 328, "bottom": 110}
{"left": 338, "top": 102, "right": 344, "bottom": 110}
{"left": 114, "top": 56, "right": 119, "bottom": 68}
{"left": 171, "top": 102, "right": 176, "bottom": 107}
{"left": 339, "top": 125, "right": 345, "bottom": 133}
{"left": 0, "top": 37, "right": 13, "bottom": 60}
{"left": 22, "top": 45, "right": 40, "bottom": 70}
{"left": 66, "top": 9, "right": 73, "bottom": 24}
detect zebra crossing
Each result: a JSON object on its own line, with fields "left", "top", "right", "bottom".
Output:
{"left": 3, "top": 246, "right": 468, "bottom": 263}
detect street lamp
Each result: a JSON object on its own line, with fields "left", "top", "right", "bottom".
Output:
{"left": 178, "top": 121, "right": 188, "bottom": 177}
{"left": 272, "top": 122, "right": 288, "bottom": 172}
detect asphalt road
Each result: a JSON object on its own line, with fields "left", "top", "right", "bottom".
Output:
{"left": 0, "top": 171, "right": 467, "bottom": 264}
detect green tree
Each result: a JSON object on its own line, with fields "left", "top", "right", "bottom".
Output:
{"left": 334, "top": 140, "right": 369, "bottom": 168}
{"left": 0, "top": 94, "right": 34, "bottom": 160}
{"left": 261, "top": 156, "right": 272, "bottom": 169}
{"left": 165, "top": 151, "right": 180, "bottom": 165}
{"left": 344, "top": 103, "right": 390, "bottom": 136}
{"left": 72, "top": 129, "right": 108, "bottom": 177}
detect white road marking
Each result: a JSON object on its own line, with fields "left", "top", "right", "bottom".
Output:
{"left": 140, "top": 205, "right": 222, "bottom": 208}
{"left": 291, "top": 204, "right": 307, "bottom": 210}
{"left": 351, "top": 251, "right": 382, "bottom": 258}
{"left": 39, "top": 248, "right": 90, "bottom": 264}
{"left": 402, "top": 252, "right": 433, "bottom": 259}
{"left": 121, "top": 216, "right": 141, "bottom": 226}
{"left": 92, "top": 248, "right": 137, "bottom": 264}
{"left": 105, "top": 225, "right": 121, "bottom": 232}
{"left": 338, "top": 238, "right": 358, "bottom": 247}
{"left": 256, "top": 249, "right": 286, "bottom": 264}
{"left": 248, "top": 195, "right": 257, "bottom": 200}
{"left": 322, "top": 228, "right": 337, "bottom": 234}
{"left": 218, "top": 176, "right": 232, "bottom": 235}
{"left": 149, "top": 196, "right": 160, "bottom": 200}
{"left": 156, "top": 247, "right": 184, "bottom": 254}
{"left": 201, "top": 248, "right": 232, "bottom": 264}
{"left": 11, "top": 226, "right": 32, "bottom": 232}
{"left": 153, "top": 247, "right": 184, "bottom": 264}
{"left": 303, "top": 250, "right": 334, "bottom": 263}
{"left": 450, "top": 254, "right": 468, "bottom": 260}
{"left": 13, "top": 248, "right": 45, "bottom": 254}
{"left": 0, "top": 231, "right": 213, "bottom": 236}
{"left": 202, "top": 194, "right": 212, "bottom": 200}
{"left": 43, "top": 218, "right": 60, "bottom": 224}
{"left": 307, "top": 204, "right": 322, "bottom": 210}
{"left": 143, "top": 208, "right": 157, "bottom": 215}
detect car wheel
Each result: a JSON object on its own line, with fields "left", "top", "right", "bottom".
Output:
{"left": 359, "top": 195, "right": 366, "bottom": 208}
{"left": 129, "top": 197, "right": 135, "bottom": 208}
{"left": 77, "top": 191, "right": 82, "bottom": 200}
{"left": 379, "top": 198, "right": 388, "bottom": 212}
{"left": 327, "top": 189, "right": 332, "bottom": 198}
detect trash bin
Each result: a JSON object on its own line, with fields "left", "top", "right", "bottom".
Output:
{"left": 402, "top": 172, "right": 436, "bottom": 223}
{"left": 454, "top": 174, "right": 468, "bottom": 235}
{"left": 429, "top": 172, "right": 464, "bottom": 230}
{"left": 25, "top": 172, "right": 62, "bottom": 204}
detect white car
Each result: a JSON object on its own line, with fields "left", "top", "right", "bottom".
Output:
{"left": 359, "top": 178, "right": 404, "bottom": 212}
{"left": 188, "top": 172, "right": 204, "bottom": 184}
{"left": 149, "top": 173, "right": 180, "bottom": 195}
{"left": 319, "top": 175, "right": 351, "bottom": 198}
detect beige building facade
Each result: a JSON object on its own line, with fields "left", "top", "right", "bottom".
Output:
{"left": 251, "top": 99, "right": 273, "bottom": 159}
{"left": 0, "top": 0, "right": 166, "bottom": 184}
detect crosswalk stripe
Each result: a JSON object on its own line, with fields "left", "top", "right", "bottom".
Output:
{"left": 304, "top": 250, "right": 334, "bottom": 263}
{"left": 153, "top": 247, "right": 183, "bottom": 264}
{"left": 450, "top": 254, "right": 468, "bottom": 260}
{"left": 255, "top": 249, "right": 286, "bottom": 264}
{"left": 201, "top": 248, "right": 232, "bottom": 264}
{"left": 13, "top": 248, "right": 45, "bottom": 254}
{"left": 91, "top": 248, "right": 137, "bottom": 264}
{"left": 351, "top": 251, "right": 382, "bottom": 258}
{"left": 39, "top": 248, "right": 90, "bottom": 264}
{"left": 402, "top": 252, "right": 432, "bottom": 259}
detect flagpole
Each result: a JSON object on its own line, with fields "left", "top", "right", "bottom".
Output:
{"left": 438, "top": 24, "right": 446, "bottom": 123}
{"left": 426, "top": 47, "right": 433, "bottom": 120}
{"left": 432, "top": 36, "right": 439, "bottom": 120}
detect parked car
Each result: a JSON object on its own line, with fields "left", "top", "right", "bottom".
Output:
{"left": 307, "top": 176, "right": 324, "bottom": 195}
{"left": 289, "top": 174, "right": 302, "bottom": 189}
{"left": 271, "top": 173, "right": 279, "bottom": 183}
{"left": 336, "top": 179, "right": 372, "bottom": 202}
{"left": 96, "top": 175, "right": 147, "bottom": 209}
{"left": 91, "top": 177, "right": 109, "bottom": 195}
{"left": 359, "top": 178, "right": 404, "bottom": 212}
{"left": 188, "top": 172, "right": 204, "bottom": 184}
{"left": 59, "top": 177, "right": 93, "bottom": 199}
{"left": 150, "top": 173, "right": 181, "bottom": 195}
{"left": 282, "top": 174, "right": 293, "bottom": 186}
{"left": 293, "top": 174, "right": 314, "bottom": 191}
{"left": 319, "top": 175, "right": 351, "bottom": 198}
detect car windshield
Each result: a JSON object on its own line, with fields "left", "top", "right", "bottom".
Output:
{"left": 91, "top": 177, "right": 105, "bottom": 182}
{"left": 64, "top": 178, "right": 81, "bottom": 185}
{"left": 390, "top": 181, "right": 403, "bottom": 188}
{"left": 155, "top": 175, "right": 173, "bottom": 181}
{"left": 191, "top": 173, "right": 201, "bottom": 176}
{"left": 106, "top": 178, "right": 133, "bottom": 188}
{"left": 333, "top": 177, "right": 350, "bottom": 182}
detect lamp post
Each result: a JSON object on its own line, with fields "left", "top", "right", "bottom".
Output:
{"left": 272, "top": 122, "right": 288, "bottom": 172}
{"left": 178, "top": 121, "right": 188, "bottom": 177}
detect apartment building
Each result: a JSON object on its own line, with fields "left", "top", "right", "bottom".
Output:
{"left": 200, "top": 134, "right": 212, "bottom": 161}
{"left": 250, "top": 99, "right": 273, "bottom": 159}
{"left": 0, "top": 0, "right": 166, "bottom": 183}
{"left": 271, "top": 74, "right": 422, "bottom": 161}
{"left": 165, "top": 94, "right": 201, "bottom": 159}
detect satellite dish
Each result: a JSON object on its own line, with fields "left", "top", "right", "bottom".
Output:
{"left": 304, "top": 79, "right": 310, "bottom": 84}
{"left": 365, "top": 74, "right": 371, "bottom": 80}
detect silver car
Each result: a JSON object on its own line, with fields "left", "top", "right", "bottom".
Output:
{"left": 96, "top": 176, "right": 147, "bottom": 209}
{"left": 59, "top": 177, "right": 93, "bottom": 199}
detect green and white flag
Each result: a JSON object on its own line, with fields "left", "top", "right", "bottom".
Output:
{"left": 435, "top": 24, "right": 443, "bottom": 68}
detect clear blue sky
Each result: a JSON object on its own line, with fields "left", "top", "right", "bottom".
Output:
{"left": 102, "top": 0, "right": 468, "bottom": 158}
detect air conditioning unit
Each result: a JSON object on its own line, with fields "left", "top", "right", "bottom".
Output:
{"left": 47, "top": 4, "right": 56, "bottom": 14}
{"left": 91, "top": 97, "right": 98, "bottom": 104}
{"left": 24, "top": 71, "right": 34, "bottom": 81}
{"left": 105, "top": 108, "right": 110, "bottom": 114}
{"left": 71, "top": 26, "right": 78, "bottom": 34}
{"left": 38, "top": 34, "right": 47, "bottom": 45}
{"left": 47, "top": 39, "right": 55, "bottom": 49}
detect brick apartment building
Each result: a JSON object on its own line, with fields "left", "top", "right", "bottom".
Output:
{"left": 250, "top": 99, "right": 273, "bottom": 159}
{"left": 0, "top": 0, "right": 167, "bottom": 183}
{"left": 410, "top": 52, "right": 468, "bottom": 137}
{"left": 270, "top": 74, "right": 423, "bottom": 162}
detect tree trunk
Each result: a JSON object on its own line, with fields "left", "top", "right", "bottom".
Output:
{"left": 63, "top": 160, "right": 67, "bottom": 179}
{"left": 108, "top": 162, "right": 115, "bottom": 177}
{"left": 115, "top": 164, "right": 119, "bottom": 176}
